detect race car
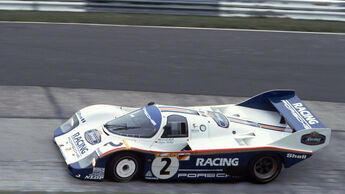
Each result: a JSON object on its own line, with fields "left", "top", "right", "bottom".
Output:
{"left": 53, "top": 90, "right": 331, "bottom": 183}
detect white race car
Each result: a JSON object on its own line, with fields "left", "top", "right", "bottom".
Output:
{"left": 53, "top": 90, "right": 330, "bottom": 183}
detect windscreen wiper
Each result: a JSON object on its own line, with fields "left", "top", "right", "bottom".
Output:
{"left": 104, "top": 124, "right": 140, "bottom": 130}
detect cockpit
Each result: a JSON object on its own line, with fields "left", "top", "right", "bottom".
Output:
{"left": 104, "top": 105, "right": 162, "bottom": 138}
{"left": 104, "top": 105, "right": 229, "bottom": 139}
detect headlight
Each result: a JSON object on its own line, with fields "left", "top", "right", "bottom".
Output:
{"left": 61, "top": 115, "right": 79, "bottom": 133}
{"left": 77, "top": 151, "right": 99, "bottom": 169}
{"left": 54, "top": 114, "right": 80, "bottom": 137}
{"left": 92, "top": 158, "right": 97, "bottom": 167}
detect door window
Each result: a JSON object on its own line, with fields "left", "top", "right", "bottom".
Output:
{"left": 162, "top": 115, "right": 188, "bottom": 138}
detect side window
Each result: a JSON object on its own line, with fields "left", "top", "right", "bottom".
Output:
{"left": 162, "top": 115, "right": 188, "bottom": 138}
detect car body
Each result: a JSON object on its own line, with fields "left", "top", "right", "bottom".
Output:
{"left": 53, "top": 90, "right": 331, "bottom": 183}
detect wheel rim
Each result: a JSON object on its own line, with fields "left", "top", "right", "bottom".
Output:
{"left": 115, "top": 158, "right": 136, "bottom": 178}
{"left": 253, "top": 156, "right": 278, "bottom": 180}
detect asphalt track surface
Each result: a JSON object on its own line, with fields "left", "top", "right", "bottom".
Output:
{"left": 0, "top": 22, "right": 345, "bottom": 102}
{"left": 0, "top": 22, "right": 344, "bottom": 193}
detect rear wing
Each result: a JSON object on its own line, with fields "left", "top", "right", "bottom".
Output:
{"left": 237, "top": 90, "right": 325, "bottom": 131}
{"left": 237, "top": 90, "right": 330, "bottom": 153}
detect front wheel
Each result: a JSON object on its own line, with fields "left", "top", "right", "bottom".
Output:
{"left": 107, "top": 153, "right": 140, "bottom": 182}
{"left": 248, "top": 154, "right": 282, "bottom": 183}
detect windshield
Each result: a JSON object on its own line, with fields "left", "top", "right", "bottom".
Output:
{"left": 104, "top": 106, "right": 161, "bottom": 138}
{"left": 208, "top": 111, "right": 229, "bottom": 128}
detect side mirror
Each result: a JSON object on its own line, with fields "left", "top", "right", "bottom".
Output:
{"left": 147, "top": 102, "right": 155, "bottom": 106}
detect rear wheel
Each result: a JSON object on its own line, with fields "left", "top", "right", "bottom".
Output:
{"left": 107, "top": 153, "right": 140, "bottom": 182}
{"left": 248, "top": 154, "right": 282, "bottom": 183}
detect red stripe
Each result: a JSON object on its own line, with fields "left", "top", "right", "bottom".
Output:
{"left": 259, "top": 124, "right": 285, "bottom": 131}
{"left": 228, "top": 117, "right": 287, "bottom": 131}
{"left": 99, "top": 146, "right": 312, "bottom": 158}
{"left": 159, "top": 108, "right": 191, "bottom": 113}
{"left": 228, "top": 117, "right": 251, "bottom": 124}
{"left": 99, "top": 147, "right": 124, "bottom": 158}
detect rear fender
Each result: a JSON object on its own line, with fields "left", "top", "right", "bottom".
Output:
{"left": 270, "top": 128, "right": 330, "bottom": 167}
{"left": 269, "top": 128, "right": 331, "bottom": 153}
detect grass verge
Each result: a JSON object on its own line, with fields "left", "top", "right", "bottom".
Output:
{"left": 1, "top": 10, "right": 345, "bottom": 33}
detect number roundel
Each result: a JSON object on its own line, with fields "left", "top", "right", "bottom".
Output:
{"left": 151, "top": 157, "right": 179, "bottom": 179}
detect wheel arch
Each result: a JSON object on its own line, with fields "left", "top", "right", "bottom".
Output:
{"left": 248, "top": 152, "right": 285, "bottom": 168}
{"left": 247, "top": 152, "right": 283, "bottom": 183}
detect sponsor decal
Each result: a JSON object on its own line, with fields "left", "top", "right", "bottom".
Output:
{"left": 192, "top": 123, "right": 200, "bottom": 132}
{"left": 69, "top": 132, "right": 88, "bottom": 157}
{"left": 145, "top": 176, "right": 159, "bottom": 180}
{"left": 144, "top": 107, "right": 157, "bottom": 126}
{"left": 85, "top": 167, "right": 105, "bottom": 180}
{"left": 155, "top": 153, "right": 178, "bottom": 158}
{"left": 286, "top": 153, "right": 307, "bottom": 159}
{"left": 84, "top": 129, "right": 102, "bottom": 145}
{"left": 76, "top": 111, "right": 86, "bottom": 123}
{"left": 196, "top": 158, "right": 239, "bottom": 167}
{"left": 301, "top": 131, "right": 326, "bottom": 145}
{"left": 145, "top": 177, "right": 158, "bottom": 180}
{"left": 157, "top": 138, "right": 174, "bottom": 144}
{"left": 200, "top": 125, "right": 207, "bottom": 132}
{"left": 178, "top": 173, "right": 228, "bottom": 178}
{"left": 68, "top": 138, "right": 80, "bottom": 157}
{"left": 292, "top": 103, "right": 319, "bottom": 125}
{"left": 282, "top": 100, "right": 312, "bottom": 129}
{"left": 178, "top": 153, "right": 190, "bottom": 161}
{"left": 145, "top": 170, "right": 153, "bottom": 177}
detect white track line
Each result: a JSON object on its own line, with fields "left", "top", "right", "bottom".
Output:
{"left": 0, "top": 21, "right": 345, "bottom": 36}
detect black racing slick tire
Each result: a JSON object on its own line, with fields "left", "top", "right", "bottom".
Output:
{"left": 106, "top": 152, "right": 141, "bottom": 182}
{"left": 248, "top": 154, "right": 282, "bottom": 184}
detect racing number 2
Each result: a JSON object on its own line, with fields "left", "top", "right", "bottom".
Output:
{"left": 151, "top": 157, "right": 179, "bottom": 179}
{"left": 160, "top": 158, "right": 171, "bottom": 175}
